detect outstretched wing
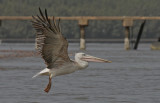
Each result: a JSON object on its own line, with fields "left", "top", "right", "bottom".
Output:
{"left": 32, "top": 8, "right": 71, "bottom": 68}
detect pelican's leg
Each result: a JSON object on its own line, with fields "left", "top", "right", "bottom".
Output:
{"left": 44, "top": 74, "right": 52, "bottom": 93}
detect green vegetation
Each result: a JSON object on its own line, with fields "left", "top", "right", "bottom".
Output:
{"left": 0, "top": 0, "right": 160, "bottom": 39}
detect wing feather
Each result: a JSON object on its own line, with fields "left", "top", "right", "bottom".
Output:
{"left": 32, "top": 8, "right": 71, "bottom": 68}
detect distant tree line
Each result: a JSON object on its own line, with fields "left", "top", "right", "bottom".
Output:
{"left": 0, "top": 0, "right": 160, "bottom": 39}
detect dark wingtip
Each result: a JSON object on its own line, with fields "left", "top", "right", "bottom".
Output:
{"left": 38, "top": 7, "right": 46, "bottom": 21}
{"left": 39, "top": 7, "right": 43, "bottom": 15}
{"left": 45, "top": 8, "right": 48, "bottom": 19}
{"left": 45, "top": 8, "right": 47, "bottom": 13}
{"left": 39, "top": 7, "right": 41, "bottom": 12}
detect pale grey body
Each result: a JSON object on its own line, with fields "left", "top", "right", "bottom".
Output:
{"left": 53, "top": 53, "right": 88, "bottom": 76}
{"left": 33, "top": 53, "right": 89, "bottom": 78}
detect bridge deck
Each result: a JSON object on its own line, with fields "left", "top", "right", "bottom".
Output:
{"left": 1, "top": 16, "right": 160, "bottom": 20}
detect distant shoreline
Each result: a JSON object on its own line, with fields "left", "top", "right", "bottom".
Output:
{"left": 0, "top": 38, "right": 157, "bottom": 43}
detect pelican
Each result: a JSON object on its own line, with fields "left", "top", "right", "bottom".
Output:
{"left": 32, "top": 8, "right": 112, "bottom": 93}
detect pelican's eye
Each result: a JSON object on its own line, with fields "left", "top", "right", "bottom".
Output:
{"left": 82, "top": 54, "right": 86, "bottom": 56}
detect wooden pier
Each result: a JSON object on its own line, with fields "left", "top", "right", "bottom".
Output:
{"left": 1, "top": 16, "right": 160, "bottom": 50}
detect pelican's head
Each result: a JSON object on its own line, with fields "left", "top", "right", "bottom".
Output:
{"left": 75, "top": 52, "right": 112, "bottom": 69}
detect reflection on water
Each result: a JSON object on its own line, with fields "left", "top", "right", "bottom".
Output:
{"left": 0, "top": 43, "right": 160, "bottom": 103}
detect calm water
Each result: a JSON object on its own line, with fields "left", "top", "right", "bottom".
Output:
{"left": 0, "top": 43, "right": 160, "bottom": 103}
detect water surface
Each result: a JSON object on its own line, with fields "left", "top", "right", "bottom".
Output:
{"left": 0, "top": 43, "right": 160, "bottom": 103}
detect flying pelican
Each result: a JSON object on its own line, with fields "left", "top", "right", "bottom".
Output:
{"left": 32, "top": 8, "right": 112, "bottom": 93}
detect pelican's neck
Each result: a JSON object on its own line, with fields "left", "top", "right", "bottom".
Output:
{"left": 75, "top": 56, "right": 88, "bottom": 69}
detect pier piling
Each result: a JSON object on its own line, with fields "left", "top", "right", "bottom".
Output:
{"left": 123, "top": 19, "right": 133, "bottom": 50}
{"left": 78, "top": 19, "right": 88, "bottom": 50}
{"left": 124, "top": 27, "right": 130, "bottom": 50}
{"left": 134, "top": 20, "right": 146, "bottom": 50}
{"left": 80, "top": 25, "right": 86, "bottom": 50}
{"left": 0, "top": 20, "right": 1, "bottom": 45}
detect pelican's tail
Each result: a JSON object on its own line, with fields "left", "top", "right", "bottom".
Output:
{"left": 32, "top": 68, "right": 50, "bottom": 78}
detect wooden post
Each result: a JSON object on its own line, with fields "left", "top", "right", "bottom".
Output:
{"left": 123, "top": 19, "right": 133, "bottom": 50}
{"left": 0, "top": 20, "right": 1, "bottom": 45}
{"left": 124, "top": 27, "right": 130, "bottom": 50}
{"left": 80, "top": 25, "right": 86, "bottom": 50}
{"left": 134, "top": 20, "right": 146, "bottom": 50}
{"left": 78, "top": 19, "right": 88, "bottom": 50}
